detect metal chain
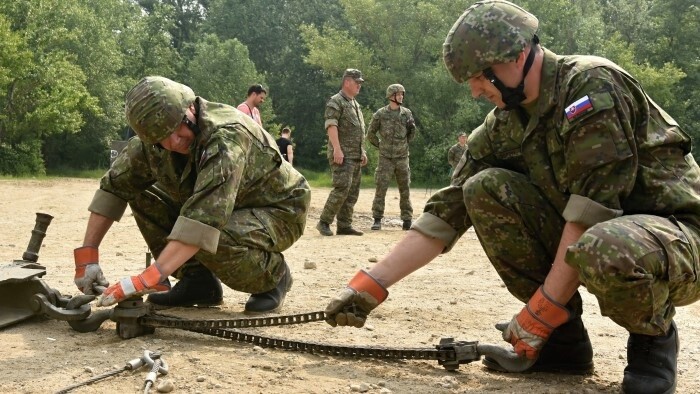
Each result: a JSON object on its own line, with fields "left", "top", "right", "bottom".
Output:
{"left": 140, "top": 312, "right": 459, "bottom": 362}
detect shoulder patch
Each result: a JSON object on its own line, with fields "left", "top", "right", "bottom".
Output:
{"left": 565, "top": 95, "right": 593, "bottom": 121}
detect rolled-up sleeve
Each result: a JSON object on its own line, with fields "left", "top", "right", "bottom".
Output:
{"left": 88, "top": 189, "right": 128, "bottom": 221}
{"left": 563, "top": 194, "right": 623, "bottom": 227}
{"left": 167, "top": 215, "right": 220, "bottom": 254}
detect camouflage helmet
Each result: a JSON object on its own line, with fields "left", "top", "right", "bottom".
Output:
{"left": 386, "top": 84, "right": 405, "bottom": 99}
{"left": 125, "top": 76, "right": 195, "bottom": 145}
{"left": 443, "top": 0, "right": 539, "bottom": 83}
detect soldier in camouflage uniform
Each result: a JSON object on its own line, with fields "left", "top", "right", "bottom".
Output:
{"left": 72, "top": 76, "right": 310, "bottom": 315}
{"left": 316, "top": 69, "right": 368, "bottom": 236}
{"left": 324, "top": 1, "right": 700, "bottom": 392}
{"left": 368, "top": 84, "right": 417, "bottom": 231}
{"left": 447, "top": 132, "right": 467, "bottom": 172}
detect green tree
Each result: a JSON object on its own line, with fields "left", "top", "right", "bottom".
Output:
{"left": 184, "top": 34, "right": 270, "bottom": 123}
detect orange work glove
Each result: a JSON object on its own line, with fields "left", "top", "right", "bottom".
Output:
{"left": 97, "top": 264, "right": 170, "bottom": 307}
{"left": 325, "top": 270, "right": 388, "bottom": 328}
{"left": 74, "top": 246, "right": 109, "bottom": 295}
{"left": 502, "top": 286, "right": 570, "bottom": 359}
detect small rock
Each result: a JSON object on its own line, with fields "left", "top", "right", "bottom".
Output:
{"left": 449, "top": 300, "right": 457, "bottom": 305}
{"left": 156, "top": 379, "right": 175, "bottom": 393}
{"left": 253, "top": 346, "right": 264, "bottom": 352}
{"left": 368, "top": 257, "right": 378, "bottom": 263}
{"left": 84, "top": 366, "right": 94, "bottom": 374}
{"left": 303, "top": 261, "right": 317, "bottom": 269}
{"left": 379, "top": 388, "right": 392, "bottom": 394}
{"left": 364, "top": 324, "right": 375, "bottom": 331}
{"left": 196, "top": 376, "right": 206, "bottom": 382}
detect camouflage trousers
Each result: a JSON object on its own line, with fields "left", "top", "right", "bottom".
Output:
{"left": 320, "top": 159, "right": 362, "bottom": 229}
{"left": 372, "top": 156, "right": 413, "bottom": 221}
{"left": 464, "top": 168, "right": 700, "bottom": 335}
{"left": 129, "top": 182, "right": 310, "bottom": 294}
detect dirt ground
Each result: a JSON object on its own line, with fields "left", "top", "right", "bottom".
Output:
{"left": 1, "top": 178, "right": 699, "bottom": 394}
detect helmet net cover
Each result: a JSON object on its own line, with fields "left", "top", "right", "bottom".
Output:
{"left": 386, "top": 84, "right": 406, "bottom": 99}
{"left": 125, "top": 76, "right": 195, "bottom": 145}
{"left": 443, "top": 0, "right": 538, "bottom": 83}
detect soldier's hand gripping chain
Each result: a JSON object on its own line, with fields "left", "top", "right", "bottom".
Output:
{"left": 502, "top": 286, "right": 570, "bottom": 359}
{"left": 325, "top": 270, "right": 388, "bottom": 328}
{"left": 74, "top": 246, "right": 109, "bottom": 295}
{"left": 97, "top": 264, "right": 170, "bottom": 307}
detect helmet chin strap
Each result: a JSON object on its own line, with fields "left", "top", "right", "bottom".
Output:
{"left": 389, "top": 94, "right": 403, "bottom": 106}
{"left": 483, "top": 35, "right": 539, "bottom": 112}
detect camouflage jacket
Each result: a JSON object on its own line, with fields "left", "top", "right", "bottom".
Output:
{"left": 447, "top": 143, "right": 467, "bottom": 169}
{"left": 89, "top": 98, "right": 309, "bottom": 254}
{"left": 367, "top": 105, "right": 416, "bottom": 159}
{"left": 324, "top": 91, "right": 365, "bottom": 160}
{"left": 418, "top": 48, "right": 700, "bottom": 250}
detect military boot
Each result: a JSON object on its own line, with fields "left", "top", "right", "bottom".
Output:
{"left": 402, "top": 219, "right": 412, "bottom": 230}
{"left": 483, "top": 316, "right": 594, "bottom": 374}
{"left": 622, "top": 321, "right": 678, "bottom": 394}
{"left": 337, "top": 227, "right": 364, "bottom": 236}
{"left": 244, "top": 263, "right": 293, "bottom": 314}
{"left": 371, "top": 218, "right": 382, "bottom": 230}
{"left": 147, "top": 261, "right": 223, "bottom": 308}
{"left": 316, "top": 220, "right": 333, "bottom": 236}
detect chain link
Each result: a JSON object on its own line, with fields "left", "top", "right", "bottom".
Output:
{"left": 140, "top": 312, "right": 458, "bottom": 362}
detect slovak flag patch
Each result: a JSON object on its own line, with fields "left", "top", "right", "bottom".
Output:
{"left": 565, "top": 95, "right": 593, "bottom": 121}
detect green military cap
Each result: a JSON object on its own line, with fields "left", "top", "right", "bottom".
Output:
{"left": 343, "top": 68, "right": 365, "bottom": 82}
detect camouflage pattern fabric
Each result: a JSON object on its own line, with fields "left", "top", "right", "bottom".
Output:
{"left": 448, "top": 143, "right": 466, "bottom": 169}
{"left": 319, "top": 90, "right": 366, "bottom": 227}
{"left": 415, "top": 48, "right": 700, "bottom": 334}
{"left": 91, "top": 98, "right": 311, "bottom": 294}
{"left": 324, "top": 91, "right": 365, "bottom": 160}
{"left": 367, "top": 105, "right": 416, "bottom": 159}
{"left": 367, "top": 105, "right": 415, "bottom": 220}
{"left": 371, "top": 156, "right": 413, "bottom": 221}
{"left": 443, "top": 0, "right": 539, "bottom": 82}
{"left": 319, "top": 159, "right": 363, "bottom": 229}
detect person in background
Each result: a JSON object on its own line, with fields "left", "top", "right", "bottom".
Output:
{"left": 237, "top": 84, "right": 267, "bottom": 126}
{"left": 316, "top": 68, "right": 368, "bottom": 237}
{"left": 367, "top": 84, "right": 417, "bottom": 231}
{"left": 276, "top": 127, "right": 294, "bottom": 166}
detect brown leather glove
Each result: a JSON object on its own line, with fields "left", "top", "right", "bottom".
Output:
{"left": 74, "top": 246, "right": 109, "bottom": 295}
{"left": 502, "top": 286, "right": 570, "bottom": 359}
{"left": 325, "top": 270, "right": 388, "bottom": 328}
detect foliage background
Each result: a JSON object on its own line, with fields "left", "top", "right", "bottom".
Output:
{"left": 0, "top": 0, "right": 697, "bottom": 182}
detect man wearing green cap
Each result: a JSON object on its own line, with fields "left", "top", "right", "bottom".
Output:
{"left": 323, "top": 1, "right": 700, "bottom": 392}
{"left": 316, "top": 68, "right": 368, "bottom": 236}
{"left": 72, "top": 76, "right": 310, "bottom": 315}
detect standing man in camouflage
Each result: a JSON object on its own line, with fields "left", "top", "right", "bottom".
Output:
{"left": 72, "top": 76, "right": 310, "bottom": 315}
{"left": 447, "top": 132, "right": 467, "bottom": 172}
{"left": 323, "top": 1, "right": 700, "bottom": 393}
{"left": 316, "top": 69, "right": 368, "bottom": 236}
{"left": 368, "top": 84, "right": 417, "bottom": 231}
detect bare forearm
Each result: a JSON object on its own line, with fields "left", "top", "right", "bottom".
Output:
{"left": 327, "top": 126, "right": 340, "bottom": 150}
{"left": 82, "top": 212, "right": 114, "bottom": 247}
{"left": 287, "top": 146, "right": 294, "bottom": 165}
{"left": 366, "top": 231, "right": 445, "bottom": 287}
{"left": 542, "top": 221, "right": 587, "bottom": 304}
{"left": 154, "top": 240, "right": 200, "bottom": 277}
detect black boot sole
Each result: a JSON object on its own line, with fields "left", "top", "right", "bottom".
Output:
{"left": 483, "top": 356, "right": 594, "bottom": 375}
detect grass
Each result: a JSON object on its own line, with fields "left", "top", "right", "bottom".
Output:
{"left": 5, "top": 167, "right": 444, "bottom": 189}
